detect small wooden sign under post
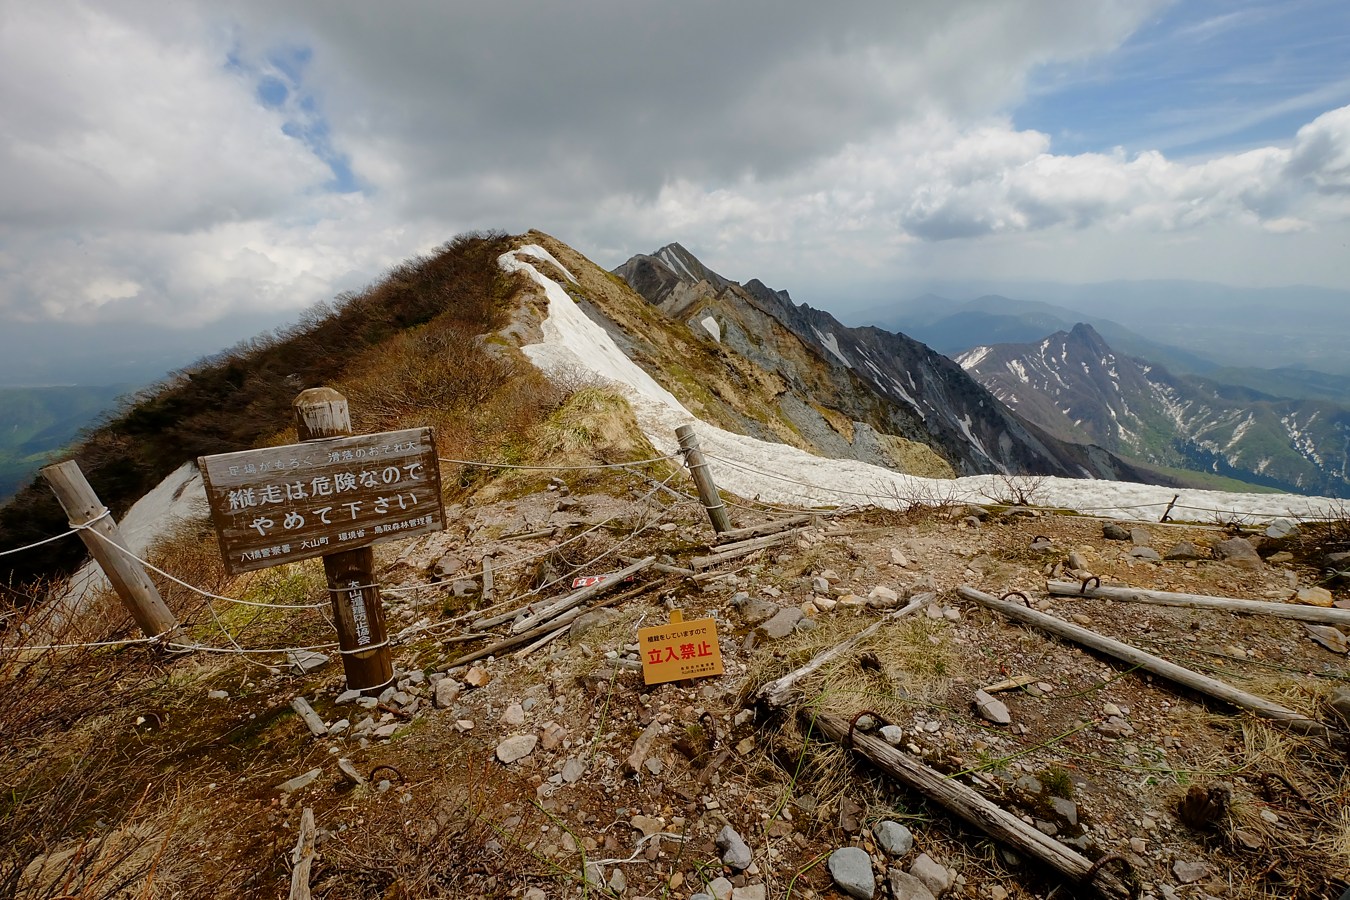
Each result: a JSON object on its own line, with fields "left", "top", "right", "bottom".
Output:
{"left": 198, "top": 387, "right": 446, "bottom": 692}
{"left": 637, "top": 610, "right": 724, "bottom": 685}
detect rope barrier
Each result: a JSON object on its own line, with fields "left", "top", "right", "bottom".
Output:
{"left": 0, "top": 510, "right": 111, "bottom": 557}
{"left": 83, "top": 529, "right": 326, "bottom": 609}
{"left": 437, "top": 453, "right": 680, "bottom": 471}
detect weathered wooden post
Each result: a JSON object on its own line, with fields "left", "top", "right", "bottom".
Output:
{"left": 41, "top": 460, "right": 181, "bottom": 642}
{"left": 293, "top": 388, "right": 393, "bottom": 692}
{"left": 676, "top": 424, "right": 731, "bottom": 533}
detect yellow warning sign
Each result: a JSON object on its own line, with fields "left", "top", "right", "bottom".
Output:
{"left": 637, "top": 611, "right": 724, "bottom": 685}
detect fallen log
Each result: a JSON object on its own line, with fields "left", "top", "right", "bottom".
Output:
{"left": 620, "top": 555, "right": 697, "bottom": 577}
{"left": 959, "top": 586, "right": 1337, "bottom": 738}
{"left": 755, "top": 594, "right": 933, "bottom": 709}
{"left": 1047, "top": 580, "right": 1350, "bottom": 626}
{"left": 805, "top": 709, "right": 1131, "bottom": 899}
{"left": 691, "top": 532, "right": 806, "bottom": 570}
{"left": 288, "top": 807, "right": 316, "bottom": 900}
{"left": 513, "top": 622, "right": 571, "bottom": 660}
{"left": 511, "top": 557, "right": 655, "bottom": 634}
{"left": 451, "top": 580, "right": 659, "bottom": 667}
{"left": 713, "top": 515, "right": 814, "bottom": 544}
{"left": 289, "top": 697, "right": 328, "bottom": 738}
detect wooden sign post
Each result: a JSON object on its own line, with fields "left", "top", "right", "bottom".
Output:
{"left": 198, "top": 388, "right": 445, "bottom": 692}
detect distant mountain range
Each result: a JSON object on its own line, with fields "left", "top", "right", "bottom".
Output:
{"left": 0, "top": 384, "right": 133, "bottom": 501}
{"left": 956, "top": 323, "right": 1350, "bottom": 497}
{"left": 616, "top": 243, "right": 1165, "bottom": 484}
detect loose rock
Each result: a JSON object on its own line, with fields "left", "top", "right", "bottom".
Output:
{"left": 973, "top": 689, "right": 1011, "bottom": 725}
{"left": 827, "top": 846, "right": 875, "bottom": 900}
{"left": 873, "top": 820, "right": 914, "bottom": 857}
{"left": 716, "top": 825, "right": 753, "bottom": 871}
{"left": 496, "top": 734, "right": 538, "bottom": 764}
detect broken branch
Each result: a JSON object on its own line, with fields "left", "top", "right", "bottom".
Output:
{"left": 1046, "top": 580, "right": 1350, "bottom": 626}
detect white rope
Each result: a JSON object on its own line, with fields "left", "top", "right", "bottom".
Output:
{"left": 438, "top": 453, "right": 679, "bottom": 471}
{"left": 166, "top": 640, "right": 339, "bottom": 655}
{"left": 0, "top": 509, "right": 111, "bottom": 557}
{"left": 82, "top": 529, "right": 326, "bottom": 609}
{"left": 0, "top": 633, "right": 167, "bottom": 653}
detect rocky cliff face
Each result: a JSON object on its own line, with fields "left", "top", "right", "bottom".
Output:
{"left": 613, "top": 244, "right": 1163, "bottom": 483}
{"left": 957, "top": 323, "right": 1350, "bottom": 496}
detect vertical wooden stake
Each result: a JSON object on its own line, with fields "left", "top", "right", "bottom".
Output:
{"left": 41, "top": 460, "right": 180, "bottom": 642}
{"left": 1160, "top": 494, "right": 1180, "bottom": 523}
{"left": 294, "top": 387, "right": 394, "bottom": 693}
{"left": 676, "top": 424, "right": 731, "bottom": 533}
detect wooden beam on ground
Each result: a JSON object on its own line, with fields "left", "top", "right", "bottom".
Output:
{"left": 288, "top": 807, "right": 316, "bottom": 900}
{"left": 450, "top": 579, "right": 660, "bottom": 667}
{"left": 959, "top": 586, "right": 1337, "bottom": 738}
{"left": 1047, "top": 580, "right": 1350, "bottom": 626}
{"left": 289, "top": 697, "right": 329, "bottom": 737}
{"left": 691, "top": 531, "right": 807, "bottom": 570}
{"left": 755, "top": 594, "right": 933, "bottom": 709}
{"left": 510, "top": 557, "right": 655, "bottom": 634}
{"left": 805, "top": 710, "right": 1131, "bottom": 899}
{"left": 714, "top": 515, "right": 814, "bottom": 544}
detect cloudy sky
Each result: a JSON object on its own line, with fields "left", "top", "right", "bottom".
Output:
{"left": 2, "top": 0, "right": 1350, "bottom": 339}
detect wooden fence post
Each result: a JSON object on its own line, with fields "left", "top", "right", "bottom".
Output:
{"left": 41, "top": 460, "right": 181, "bottom": 643}
{"left": 294, "top": 388, "right": 394, "bottom": 692}
{"left": 675, "top": 424, "right": 731, "bottom": 533}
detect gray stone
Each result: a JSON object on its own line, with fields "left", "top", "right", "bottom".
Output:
{"left": 827, "top": 847, "right": 875, "bottom": 900}
{"left": 450, "top": 578, "right": 479, "bottom": 598}
{"left": 434, "top": 678, "right": 462, "bottom": 709}
{"left": 495, "top": 734, "right": 538, "bottom": 764}
{"left": 1067, "top": 551, "right": 1091, "bottom": 572}
{"left": 1097, "top": 716, "right": 1134, "bottom": 738}
{"left": 1213, "top": 537, "right": 1263, "bottom": 569}
{"left": 739, "top": 598, "right": 781, "bottom": 625}
{"left": 888, "top": 871, "right": 936, "bottom": 900}
{"left": 207, "top": 689, "right": 229, "bottom": 700}
{"left": 890, "top": 548, "right": 911, "bottom": 567}
{"left": 873, "top": 820, "right": 914, "bottom": 857}
{"left": 759, "top": 607, "right": 804, "bottom": 639}
{"left": 909, "top": 853, "right": 952, "bottom": 896}
{"left": 1164, "top": 541, "right": 1203, "bottom": 561}
{"left": 1129, "top": 547, "right": 1162, "bottom": 562}
{"left": 1172, "top": 859, "right": 1209, "bottom": 884}
{"left": 1325, "top": 551, "right": 1350, "bottom": 568}
{"left": 731, "top": 885, "right": 766, "bottom": 900}
{"left": 607, "top": 868, "right": 627, "bottom": 895}
{"left": 278, "top": 768, "right": 322, "bottom": 793}
{"left": 1265, "top": 519, "right": 1297, "bottom": 540}
{"left": 569, "top": 607, "right": 622, "bottom": 638}
{"left": 630, "top": 814, "right": 663, "bottom": 837}
{"left": 1049, "top": 796, "right": 1078, "bottom": 826}
{"left": 432, "top": 553, "right": 465, "bottom": 578}
{"left": 965, "top": 505, "right": 990, "bottom": 521}
{"left": 286, "top": 650, "right": 330, "bottom": 675}
{"left": 500, "top": 703, "right": 526, "bottom": 726}
{"left": 880, "top": 725, "right": 905, "bottom": 746}
{"left": 1102, "top": 523, "right": 1130, "bottom": 541}
{"left": 1130, "top": 526, "right": 1152, "bottom": 546}
{"left": 561, "top": 758, "right": 585, "bottom": 783}
{"left": 973, "top": 689, "right": 1011, "bottom": 725}
{"left": 378, "top": 685, "right": 396, "bottom": 704}
{"left": 716, "top": 825, "right": 753, "bottom": 871}
{"left": 708, "top": 876, "right": 734, "bottom": 900}
{"left": 1303, "top": 624, "right": 1348, "bottom": 654}
{"left": 690, "top": 895, "right": 714, "bottom": 900}
{"left": 335, "top": 688, "right": 362, "bottom": 705}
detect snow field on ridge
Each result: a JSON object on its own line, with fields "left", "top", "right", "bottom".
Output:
{"left": 505, "top": 247, "right": 1342, "bottom": 524}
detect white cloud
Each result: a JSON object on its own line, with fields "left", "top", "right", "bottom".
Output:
{"left": 1, "top": 0, "right": 1349, "bottom": 335}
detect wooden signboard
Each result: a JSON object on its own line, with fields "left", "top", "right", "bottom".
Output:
{"left": 199, "top": 427, "right": 445, "bottom": 576}
{"left": 637, "top": 611, "right": 724, "bottom": 685}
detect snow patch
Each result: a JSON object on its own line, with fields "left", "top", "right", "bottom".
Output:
{"left": 699, "top": 315, "right": 721, "bottom": 343}
{"left": 514, "top": 244, "right": 577, "bottom": 283}
{"left": 956, "top": 346, "right": 991, "bottom": 370}
{"left": 811, "top": 327, "right": 852, "bottom": 368}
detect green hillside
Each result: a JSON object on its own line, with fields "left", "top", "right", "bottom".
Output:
{"left": 0, "top": 385, "right": 136, "bottom": 501}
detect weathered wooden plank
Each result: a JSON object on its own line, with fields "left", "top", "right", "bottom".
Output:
{"left": 806, "top": 710, "right": 1131, "bottom": 899}
{"left": 1047, "top": 580, "right": 1350, "bottom": 626}
{"left": 959, "top": 586, "right": 1336, "bottom": 738}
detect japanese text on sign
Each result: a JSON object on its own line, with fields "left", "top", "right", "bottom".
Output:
{"left": 199, "top": 427, "right": 445, "bottom": 575}
{"left": 637, "top": 614, "right": 724, "bottom": 685}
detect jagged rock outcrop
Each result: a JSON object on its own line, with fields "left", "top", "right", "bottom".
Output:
{"left": 615, "top": 244, "right": 1163, "bottom": 483}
